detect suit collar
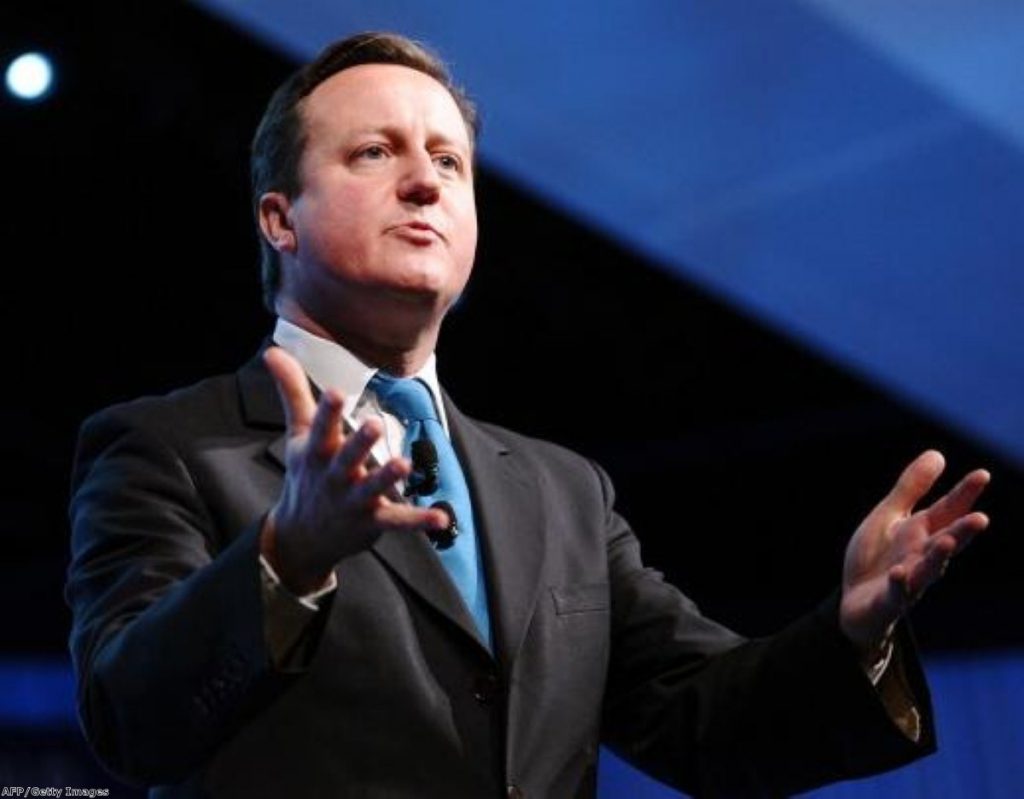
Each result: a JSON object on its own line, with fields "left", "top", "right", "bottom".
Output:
{"left": 271, "top": 317, "right": 451, "bottom": 436}
{"left": 237, "top": 342, "right": 284, "bottom": 429}
{"left": 236, "top": 343, "right": 290, "bottom": 468}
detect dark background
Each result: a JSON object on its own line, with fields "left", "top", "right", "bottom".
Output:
{"left": 2, "top": 0, "right": 1020, "bottom": 792}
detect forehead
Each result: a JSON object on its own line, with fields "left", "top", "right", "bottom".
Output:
{"left": 300, "top": 63, "right": 471, "bottom": 147}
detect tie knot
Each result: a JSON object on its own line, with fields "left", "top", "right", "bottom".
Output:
{"left": 370, "top": 372, "right": 439, "bottom": 424}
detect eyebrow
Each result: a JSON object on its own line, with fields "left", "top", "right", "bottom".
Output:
{"left": 346, "top": 125, "right": 472, "bottom": 154}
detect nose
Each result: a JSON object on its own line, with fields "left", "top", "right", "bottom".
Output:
{"left": 397, "top": 151, "right": 441, "bottom": 206}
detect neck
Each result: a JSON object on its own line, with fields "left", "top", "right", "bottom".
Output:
{"left": 277, "top": 300, "right": 438, "bottom": 377}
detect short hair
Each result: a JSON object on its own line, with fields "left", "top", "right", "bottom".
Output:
{"left": 250, "top": 32, "right": 480, "bottom": 311}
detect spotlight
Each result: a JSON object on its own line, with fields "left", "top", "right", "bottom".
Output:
{"left": 5, "top": 52, "right": 55, "bottom": 102}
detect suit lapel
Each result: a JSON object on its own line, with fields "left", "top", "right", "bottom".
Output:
{"left": 446, "top": 400, "right": 547, "bottom": 673}
{"left": 237, "top": 345, "right": 290, "bottom": 470}
{"left": 371, "top": 524, "right": 486, "bottom": 649}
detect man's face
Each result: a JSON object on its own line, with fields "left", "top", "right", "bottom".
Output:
{"left": 275, "top": 63, "right": 477, "bottom": 345}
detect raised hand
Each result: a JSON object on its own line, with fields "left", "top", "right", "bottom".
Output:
{"left": 839, "top": 450, "right": 990, "bottom": 652}
{"left": 259, "top": 346, "right": 449, "bottom": 594}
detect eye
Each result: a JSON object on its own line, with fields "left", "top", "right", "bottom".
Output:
{"left": 354, "top": 143, "right": 390, "bottom": 162}
{"left": 433, "top": 153, "right": 463, "bottom": 173}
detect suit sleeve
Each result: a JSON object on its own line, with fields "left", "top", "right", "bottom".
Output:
{"left": 66, "top": 406, "right": 289, "bottom": 785}
{"left": 594, "top": 462, "right": 936, "bottom": 798}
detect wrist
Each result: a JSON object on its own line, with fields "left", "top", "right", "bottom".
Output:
{"left": 260, "top": 513, "right": 332, "bottom": 595}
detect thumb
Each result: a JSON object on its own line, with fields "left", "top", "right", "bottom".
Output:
{"left": 264, "top": 346, "right": 317, "bottom": 436}
{"left": 882, "top": 450, "right": 946, "bottom": 516}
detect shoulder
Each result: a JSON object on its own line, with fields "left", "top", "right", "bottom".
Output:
{"left": 80, "top": 371, "right": 243, "bottom": 445}
{"left": 476, "top": 417, "right": 589, "bottom": 462}
{"left": 71, "top": 358, "right": 272, "bottom": 491}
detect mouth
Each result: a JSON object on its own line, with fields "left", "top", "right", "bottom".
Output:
{"left": 388, "top": 220, "right": 444, "bottom": 244}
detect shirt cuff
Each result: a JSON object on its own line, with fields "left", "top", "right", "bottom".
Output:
{"left": 259, "top": 554, "right": 337, "bottom": 669}
{"left": 860, "top": 629, "right": 922, "bottom": 742}
{"left": 864, "top": 637, "right": 895, "bottom": 686}
{"left": 259, "top": 554, "right": 338, "bottom": 609}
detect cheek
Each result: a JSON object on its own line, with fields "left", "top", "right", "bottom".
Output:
{"left": 450, "top": 197, "right": 478, "bottom": 269}
{"left": 305, "top": 195, "right": 376, "bottom": 263}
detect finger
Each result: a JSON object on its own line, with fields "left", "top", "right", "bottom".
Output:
{"left": 900, "top": 534, "right": 958, "bottom": 600}
{"left": 332, "top": 417, "right": 383, "bottom": 478}
{"left": 348, "top": 458, "right": 411, "bottom": 507}
{"left": 892, "top": 512, "right": 988, "bottom": 603}
{"left": 931, "top": 511, "right": 989, "bottom": 554}
{"left": 887, "top": 564, "right": 914, "bottom": 612}
{"left": 264, "top": 346, "right": 317, "bottom": 436}
{"left": 921, "top": 469, "right": 991, "bottom": 531}
{"left": 307, "top": 388, "right": 346, "bottom": 458}
{"left": 374, "top": 502, "right": 451, "bottom": 534}
{"left": 883, "top": 450, "right": 946, "bottom": 516}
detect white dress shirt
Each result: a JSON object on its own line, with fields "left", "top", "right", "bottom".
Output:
{"left": 272, "top": 317, "right": 451, "bottom": 464}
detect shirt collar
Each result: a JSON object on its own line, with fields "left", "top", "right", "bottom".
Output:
{"left": 271, "top": 317, "right": 449, "bottom": 433}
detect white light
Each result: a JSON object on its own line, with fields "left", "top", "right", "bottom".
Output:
{"left": 5, "top": 52, "right": 54, "bottom": 101}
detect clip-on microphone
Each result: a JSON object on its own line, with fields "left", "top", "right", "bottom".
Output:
{"left": 405, "top": 438, "right": 458, "bottom": 550}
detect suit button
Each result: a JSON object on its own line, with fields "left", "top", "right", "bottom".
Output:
{"left": 506, "top": 785, "right": 523, "bottom": 799}
{"left": 472, "top": 672, "right": 499, "bottom": 704}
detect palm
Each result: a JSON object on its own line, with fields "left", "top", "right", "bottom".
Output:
{"left": 839, "top": 451, "right": 989, "bottom": 650}
{"left": 261, "top": 346, "right": 448, "bottom": 594}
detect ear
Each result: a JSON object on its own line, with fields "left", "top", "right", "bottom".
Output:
{"left": 258, "top": 192, "right": 298, "bottom": 254}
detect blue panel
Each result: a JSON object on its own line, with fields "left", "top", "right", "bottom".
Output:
{"left": 0, "top": 658, "right": 76, "bottom": 729}
{"left": 805, "top": 0, "right": 1024, "bottom": 149}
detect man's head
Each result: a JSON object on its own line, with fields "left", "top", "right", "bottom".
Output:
{"left": 251, "top": 32, "right": 480, "bottom": 342}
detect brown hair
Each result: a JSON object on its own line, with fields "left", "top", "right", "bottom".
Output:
{"left": 250, "top": 32, "right": 479, "bottom": 310}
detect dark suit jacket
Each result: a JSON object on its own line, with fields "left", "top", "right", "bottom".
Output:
{"left": 67, "top": 350, "right": 936, "bottom": 798}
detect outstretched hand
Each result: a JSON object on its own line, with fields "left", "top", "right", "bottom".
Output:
{"left": 260, "top": 346, "right": 449, "bottom": 594}
{"left": 839, "top": 450, "right": 990, "bottom": 652}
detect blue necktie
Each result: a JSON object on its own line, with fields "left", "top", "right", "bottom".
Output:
{"left": 369, "top": 373, "right": 492, "bottom": 650}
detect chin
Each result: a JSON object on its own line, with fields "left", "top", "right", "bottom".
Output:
{"left": 382, "top": 265, "right": 456, "bottom": 301}
{"left": 382, "top": 283, "right": 450, "bottom": 312}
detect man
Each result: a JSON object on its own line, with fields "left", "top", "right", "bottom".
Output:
{"left": 67, "top": 32, "right": 990, "bottom": 798}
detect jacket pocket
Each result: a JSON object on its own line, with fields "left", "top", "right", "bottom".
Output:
{"left": 550, "top": 583, "right": 609, "bottom": 615}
